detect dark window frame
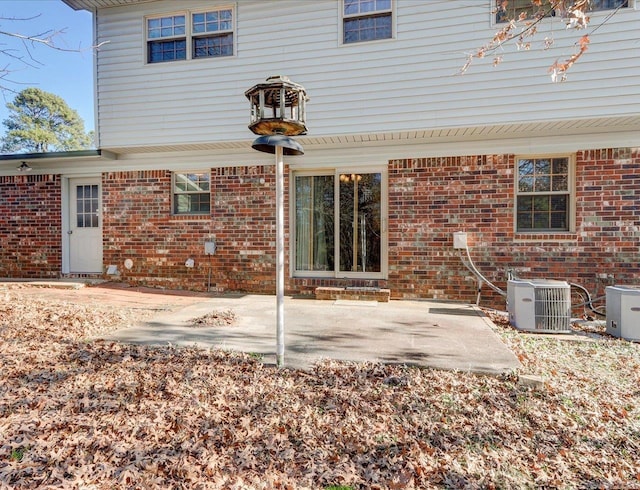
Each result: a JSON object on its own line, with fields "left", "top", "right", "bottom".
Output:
{"left": 172, "top": 172, "right": 211, "bottom": 216}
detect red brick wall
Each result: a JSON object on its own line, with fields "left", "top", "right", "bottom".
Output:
{"left": 2, "top": 147, "right": 637, "bottom": 309}
{"left": 0, "top": 174, "right": 61, "bottom": 278}
{"left": 388, "top": 154, "right": 513, "bottom": 303}
{"left": 211, "top": 165, "right": 278, "bottom": 293}
{"left": 103, "top": 170, "right": 208, "bottom": 290}
{"left": 102, "top": 167, "right": 279, "bottom": 293}
{"left": 388, "top": 148, "right": 640, "bottom": 307}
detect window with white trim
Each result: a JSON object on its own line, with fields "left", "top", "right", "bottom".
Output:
{"left": 147, "top": 7, "right": 234, "bottom": 63}
{"left": 192, "top": 9, "right": 234, "bottom": 59}
{"left": 343, "top": 0, "right": 393, "bottom": 44}
{"left": 516, "top": 157, "right": 572, "bottom": 232}
{"left": 496, "top": 0, "right": 628, "bottom": 23}
{"left": 294, "top": 170, "right": 386, "bottom": 277}
{"left": 147, "top": 14, "right": 186, "bottom": 62}
{"left": 172, "top": 172, "right": 211, "bottom": 215}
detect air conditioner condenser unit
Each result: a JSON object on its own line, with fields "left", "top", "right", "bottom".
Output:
{"left": 606, "top": 285, "right": 640, "bottom": 341}
{"left": 507, "top": 279, "right": 572, "bottom": 333}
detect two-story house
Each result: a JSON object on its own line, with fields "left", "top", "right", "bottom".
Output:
{"left": 0, "top": 0, "right": 638, "bottom": 306}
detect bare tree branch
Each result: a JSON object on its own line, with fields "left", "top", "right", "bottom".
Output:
{"left": 0, "top": 14, "right": 108, "bottom": 95}
{"left": 460, "top": 0, "right": 624, "bottom": 82}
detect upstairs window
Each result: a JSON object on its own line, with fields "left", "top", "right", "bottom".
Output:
{"left": 590, "top": 0, "right": 629, "bottom": 9}
{"left": 192, "top": 9, "right": 234, "bottom": 58}
{"left": 173, "top": 172, "right": 211, "bottom": 215}
{"left": 343, "top": 0, "right": 393, "bottom": 44}
{"left": 496, "top": 0, "right": 628, "bottom": 23}
{"left": 147, "top": 15, "right": 186, "bottom": 63}
{"left": 516, "top": 157, "right": 573, "bottom": 232}
{"left": 147, "top": 7, "right": 234, "bottom": 63}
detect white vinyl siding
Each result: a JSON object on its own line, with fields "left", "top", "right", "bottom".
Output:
{"left": 94, "top": 0, "right": 640, "bottom": 150}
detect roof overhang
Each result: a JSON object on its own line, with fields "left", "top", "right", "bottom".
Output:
{"left": 0, "top": 149, "right": 116, "bottom": 162}
{"left": 61, "top": 0, "right": 152, "bottom": 11}
{"left": 0, "top": 149, "right": 118, "bottom": 176}
{"left": 96, "top": 115, "right": 640, "bottom": 156}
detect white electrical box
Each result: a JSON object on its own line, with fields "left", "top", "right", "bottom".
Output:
{"left": 453, "top": 232, "right": 468, "bottom": 250}
{"left": 507, "top": 279, "right": 571, "bottom": 333}
{"left": 606, "top": 285, "right": 640, "bottom": 341}
{"left": 204, "top": 239, "right": 216, "bottom": 255}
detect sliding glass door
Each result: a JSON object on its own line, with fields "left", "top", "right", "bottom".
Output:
{"left": 295, "top": 175, "right": 334, "bottom": 272}
{"left": 294, "top": 169, "right": 385, "bottom": 278}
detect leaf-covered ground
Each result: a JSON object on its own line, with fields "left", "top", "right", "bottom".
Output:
{"left": 1, "top": 289, "right": 639, "bottom": 489}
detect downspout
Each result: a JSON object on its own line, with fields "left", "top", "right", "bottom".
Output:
{"left": 91, "top": 6, "right": 100, "bottom": 149}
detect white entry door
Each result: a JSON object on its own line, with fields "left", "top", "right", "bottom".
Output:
{"left": 69, "top": 178, "right": 103, "bottom": 273}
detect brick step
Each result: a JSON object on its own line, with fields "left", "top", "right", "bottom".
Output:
{"left": 314, "top": 286, "right": 391, "bottom": 302}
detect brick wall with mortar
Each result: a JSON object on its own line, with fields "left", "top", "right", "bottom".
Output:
{"left": 211, "top": 165, "right": 279, "bottom": 293}
{"left": 1, "top": 147, "right": 637, "bottom": 310}
{"left": 0, "top": 174, "right": 62, "bottom": 278}
{"left": 102, "top": 167, "right": 279, "bottom": 293}
{"left": 102, "top": 166, "right": 390, "bottom": 296}
{"left": 388, "top": 148, "right": 640, "bottom": 307}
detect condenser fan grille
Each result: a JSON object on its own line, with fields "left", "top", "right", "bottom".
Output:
{"left": 507, "top": 279, "right": 572, "bottom": 333}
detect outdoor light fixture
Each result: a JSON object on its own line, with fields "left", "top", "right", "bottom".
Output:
{"left": 17, "top": 161, "right": 31, "bottom": 172}
{"left": 246, "top": 75, "right": 309, "bottom": 369}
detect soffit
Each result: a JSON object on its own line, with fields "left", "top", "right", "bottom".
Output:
{"left": 101, "top": 116, "right": 640, "bottom": 155}
{"left": 61, "top": 0, "right": 152, "bottom": 11}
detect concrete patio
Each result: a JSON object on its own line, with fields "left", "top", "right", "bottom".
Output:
{"left": 105, "top": 292, "right": 521, "bottom": 374}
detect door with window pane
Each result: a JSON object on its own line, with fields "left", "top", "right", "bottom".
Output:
{"left": 69, "top": 178, "right": 103, "bottom": 273}
{"left": 295, "top": 171, "right": 383, "bottom": 276}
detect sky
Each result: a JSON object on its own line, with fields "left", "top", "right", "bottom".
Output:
{"left": 0, "top": 0, "right": 94, "bottom": 133}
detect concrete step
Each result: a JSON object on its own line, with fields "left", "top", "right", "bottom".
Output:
{"left": 314, "top": 286, "right": 391, "bottom": 302}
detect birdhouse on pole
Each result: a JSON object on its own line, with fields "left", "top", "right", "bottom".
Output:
{"left": 245, "top": 75, "right": 308, "bottom": 137}
{"left": 245, "top": 75, "right": 309, "bottom": 369}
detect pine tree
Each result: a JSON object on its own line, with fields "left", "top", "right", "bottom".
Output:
{"left": 1, "top": 87, "right": 92, "bottom": 153}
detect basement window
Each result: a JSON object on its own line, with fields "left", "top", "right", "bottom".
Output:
{"left": 516, "top": 157, "right": 573, "bottom": 232}
{"left": 172, "top": 172, "right": 211, "bottom": 215}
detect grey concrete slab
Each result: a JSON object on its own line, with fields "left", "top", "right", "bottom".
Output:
{"left": 105, "top": 294, "right": 521, "bottom": 375}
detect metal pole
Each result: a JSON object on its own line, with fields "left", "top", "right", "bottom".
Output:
{"left": 275, "top": 145, "right": 285, "bottom": 368}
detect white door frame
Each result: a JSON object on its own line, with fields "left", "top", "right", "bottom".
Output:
{"left": 61, "top": 175, "right": 103, "bottom": 274}
{"left": 289, "top": 166, "right": 388, "bottom": 280}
